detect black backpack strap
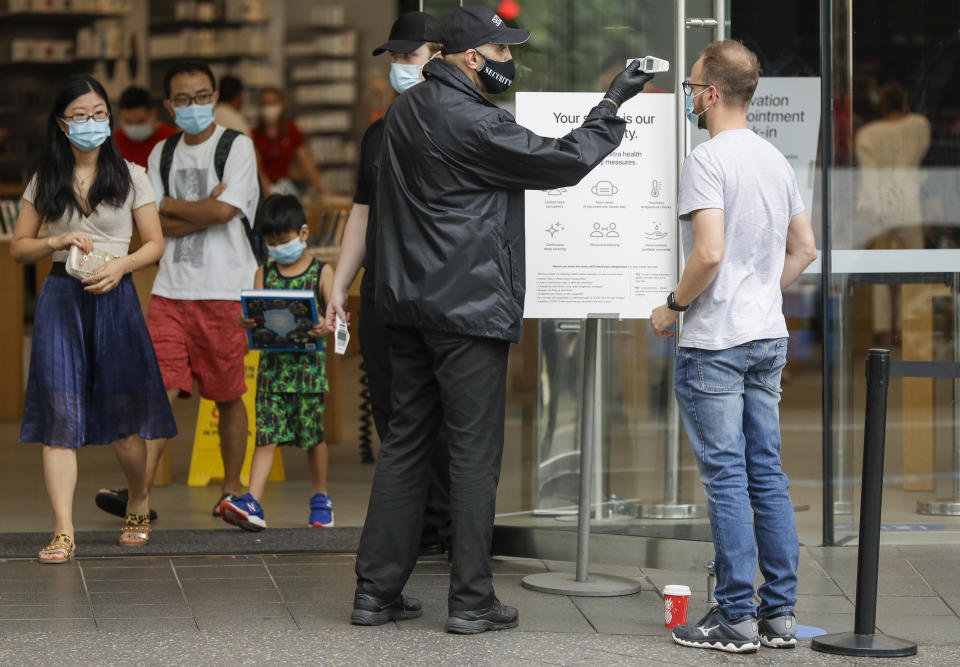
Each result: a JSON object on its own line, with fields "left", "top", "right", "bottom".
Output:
{"left": 213, "top": 128, "right": 240, "bottom": 183}
{"left": 212, "top": 128, "right": 267, "bottom": 265}
{"left": 159, "top": 132, "right": 182, "bottom": 198}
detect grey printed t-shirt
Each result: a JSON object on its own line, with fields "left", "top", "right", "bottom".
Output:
{"left": 677, "top": 128, "right": 804, "bottom": 350}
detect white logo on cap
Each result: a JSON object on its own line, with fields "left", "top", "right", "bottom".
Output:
{"left": 492, "top": 15, "right": 503, "bottom": 26}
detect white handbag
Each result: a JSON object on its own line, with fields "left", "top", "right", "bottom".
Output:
{"left": 65, "top": 244, "right": 116, "bottom": 280}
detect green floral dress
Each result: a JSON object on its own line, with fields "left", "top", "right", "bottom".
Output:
{"left": 255, "top": 258, "right": 328, "bottom": 449}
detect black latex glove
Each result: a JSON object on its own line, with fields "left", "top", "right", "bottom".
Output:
{"left": 604, "top": 60, "right": 655, "bottom": 107}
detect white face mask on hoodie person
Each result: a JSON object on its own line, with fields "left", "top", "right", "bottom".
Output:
{"left": 122, "top": 122, "right": 154, "bottom": 141}
{"left": 261, "top": 104, "right": 283, "bottom": 123}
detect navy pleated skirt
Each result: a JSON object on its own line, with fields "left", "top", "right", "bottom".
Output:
{"left": 20, "top": 266, "right": 178, "bottom": 449}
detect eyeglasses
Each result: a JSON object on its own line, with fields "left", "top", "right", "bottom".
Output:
{"left": 682, "top": 81, "right": 711, "bottom": 96}
{"left": 170, "top": 91, "right": 214, "bottom": 108}
{"left": 61, "top": 110, "right": 109, "bottom": 122}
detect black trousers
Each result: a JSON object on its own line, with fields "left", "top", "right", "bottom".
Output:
{"left": 358, "top": 295, "right": 450, "bottom": 546}
{"left": 355, "top": 327, "right": 510, "bottom": 611}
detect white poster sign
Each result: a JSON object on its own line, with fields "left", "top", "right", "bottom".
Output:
{"left": 691, "top": 77, "right": 821, "bottom": 213}
{"left": 517, "top": 92, "right": 677, "bottom": 319}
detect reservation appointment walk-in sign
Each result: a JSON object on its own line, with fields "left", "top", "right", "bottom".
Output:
{"left": 691, "top": 77, "right": 821, "bottom": 214}
{"left": 517, "top": 92, "right": 678, "bottom": 319}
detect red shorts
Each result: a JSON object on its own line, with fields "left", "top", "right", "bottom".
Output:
{"left": 146, "top": 296, "right": 247, "bottom": 402}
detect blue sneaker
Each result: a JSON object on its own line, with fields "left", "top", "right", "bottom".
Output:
{"left": 309, "top": 493, "right": 334, "bottom": 527}
{"left": 219, "top": 493, "right": 267, "bottom": 532}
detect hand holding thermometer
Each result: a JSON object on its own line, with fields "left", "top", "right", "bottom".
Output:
{"left": 334, "top": 315, "right": 350, "bottom": 355}
{"left": 626, "top": 56, "right": 670, "bottom": 73}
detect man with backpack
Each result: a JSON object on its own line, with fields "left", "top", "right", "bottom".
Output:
{"left": 94, "top": 61, "right": 262, "bottom": 521}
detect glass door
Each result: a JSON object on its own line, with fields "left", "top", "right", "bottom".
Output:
{"left": 827, "top": 0, "right": 960, "bottom": 545}
{"left": 414, "top": 0, "right": 831, "bottom": 558}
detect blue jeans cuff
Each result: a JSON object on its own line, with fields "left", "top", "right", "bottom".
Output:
{"left": 759, "top": 604, "right": 795, "bottom": 618}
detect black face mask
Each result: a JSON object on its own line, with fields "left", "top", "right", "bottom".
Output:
{"left": 476, "top": 51, "right": 515, "bottom": 95}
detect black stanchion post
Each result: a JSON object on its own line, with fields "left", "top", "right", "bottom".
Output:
{"left": 812, "top": 349, "right": 917, "bottom": 657}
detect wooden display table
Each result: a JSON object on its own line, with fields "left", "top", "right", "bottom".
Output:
{"left": 0, "top": 240, "right": 24, "bottom": 421}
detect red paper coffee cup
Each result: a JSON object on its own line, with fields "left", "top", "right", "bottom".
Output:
{"left": 663, "top": 584, "right": 691, "bottom": 628}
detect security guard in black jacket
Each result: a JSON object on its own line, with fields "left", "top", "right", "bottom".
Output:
{"left": 352, "top": 6, "right": 654, "bottom": 634}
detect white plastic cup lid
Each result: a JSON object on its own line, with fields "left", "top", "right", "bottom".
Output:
{"left": 662, "top": 584, "right": 691, "bottom": 596}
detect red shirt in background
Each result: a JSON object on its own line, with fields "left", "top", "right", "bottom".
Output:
{"left": 252, "top": 122, "right": 305, "bottom": 183}
{"left": 114, "top": 122, "right": 178, "bottom": 168}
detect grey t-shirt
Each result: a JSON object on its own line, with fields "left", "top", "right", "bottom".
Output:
{"left": 677, "top": 128, "right": 804, "bottom": 350}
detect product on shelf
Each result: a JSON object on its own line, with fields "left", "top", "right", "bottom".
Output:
{"left": 307, "top": 136, "right": 357, "bottom": 166}
{"left": 4, "top": 0, "right": 131, "bottom": 13}
{"left": 76, "top": 19, "right": 131, "bottom": 59}
{"left": 285, "top": 32, "right": 357, "bottom": 58}
{"left": 308, "top": 5, "right": 344, "bottom": 27}
{"left": 289, "top": 60, "right": 357, "bottom": 83}
{"left": 293, "top": 83, "right": 357, "bottom": 106}
{"left": 0, "top": 199, "right": 21, "bottom": 238}
{"left": 7, "top": 38, "right": 74, "bottom": 62}
{"left": 296, "top": 111, "right": 352, "bottom": 134}
{"left": 317, "top": 167, "right": 355, "bottom": 195}
{"left": 149, "top": 26, "right": 268, "bottom": 59}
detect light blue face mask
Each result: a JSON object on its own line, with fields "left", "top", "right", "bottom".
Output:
{"left": 65, "top": 118, "right": 111, "bottom": 151}
{"left": 685, "top": 87, "right": 711, "bottom": 127}
{"left": 174, "top": 103, "right": 215, "bottom": 135}
{"left": 267, "top": 236, "right": 306, "bottom": 264}
{"left": 389, "top": 62, "right": 422, "bottom": 94}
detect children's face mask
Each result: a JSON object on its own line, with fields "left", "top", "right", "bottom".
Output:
{"left": 267, "top": 227, "right": 308, "bottom": 264}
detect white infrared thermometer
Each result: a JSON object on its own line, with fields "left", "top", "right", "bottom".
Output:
{"left": 627, "top": 56, "right": 670, "bottom": 73}
{"left": 334, "top": 315, "right": 350, "bottom": 355}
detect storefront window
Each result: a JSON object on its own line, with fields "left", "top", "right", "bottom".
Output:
{"left": 828, "top": 0, "right": 960, "bottom": 544}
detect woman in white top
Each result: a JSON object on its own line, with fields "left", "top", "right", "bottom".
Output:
{"left": 11, "top": 75, "right": 177, "bottom": 562}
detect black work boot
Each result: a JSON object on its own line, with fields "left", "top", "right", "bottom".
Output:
{"left": 445, "top": 598, "right": 519, "bottom": 634}
{"left": 351, "top": 592, "right": 422, "bottom": 626}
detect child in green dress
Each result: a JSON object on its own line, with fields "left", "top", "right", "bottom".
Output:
{"left": 223, "top": 194, "right": 334, "bottom": 530}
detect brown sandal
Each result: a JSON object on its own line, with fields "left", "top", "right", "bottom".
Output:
{"left": 119, "top": 513, "right": 151, "bottom": 546}
{"left": 38, "top": 534, "right": 75, "bottom": 564}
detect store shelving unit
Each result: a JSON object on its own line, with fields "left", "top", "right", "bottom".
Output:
{"left": 147, "top": 0, "right": 277, "bottom": 125}
{"left": 0, "top": 2, "right": 134, "bottom": 187}
{"left": 284, "top": 4, "right": 358, "bottom": 194}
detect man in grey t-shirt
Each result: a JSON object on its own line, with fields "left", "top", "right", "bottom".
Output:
{"left": 651, "top": 40, "right": 818, "bottom": 654}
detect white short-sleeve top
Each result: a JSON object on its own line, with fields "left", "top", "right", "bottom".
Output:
{"left": 22, "top": 160, "right": 156, "bottom": 262}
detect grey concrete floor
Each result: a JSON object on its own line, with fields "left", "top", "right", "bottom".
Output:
{"left": 2, "top": 546, "right": 960, "bottom": 665}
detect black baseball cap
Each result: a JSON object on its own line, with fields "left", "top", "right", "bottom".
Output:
{"left": 372, "top": 11, "right": 440, "bottom": 56}
{"left": 440, "top": 6, "right": 531, "bottom": 54}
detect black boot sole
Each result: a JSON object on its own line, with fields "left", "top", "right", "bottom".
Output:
{"left": 95, "top": 490, "right": 158, "bottom": 521}
{"left": 445, "top": 617, "right": 519, "bottom": 634}
{"left": 351, "top": 608, "right": 422, "bottom": 626}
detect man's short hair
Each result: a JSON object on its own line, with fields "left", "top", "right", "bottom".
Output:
{"left": 219, "top": 75, "right": 244, "bottom": 102}
{"left": 163, "top": 61, "right": 217, "bottom": 99}
{"left": 426, "top": 42, "right": 443, "bottom": 55}
{"left": 701, "top": 40, "right": 760, "bottom": 108}
{"left": 118, "top": 86, "right": 152, "bottom": 111}
{"left": 877, "top": 81, "right": 908, "bottom": 116}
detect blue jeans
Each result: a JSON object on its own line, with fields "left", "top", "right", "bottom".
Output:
{"left": 674, "top": 338, "right": 798, "bottom": 620}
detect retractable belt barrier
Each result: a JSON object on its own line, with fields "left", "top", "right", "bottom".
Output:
{"left": 809, "top": 348, "right": 960, "bottom": 657}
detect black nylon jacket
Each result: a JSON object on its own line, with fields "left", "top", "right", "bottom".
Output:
{"left": 375, "top": 58, "right": 626, "bottom": 343}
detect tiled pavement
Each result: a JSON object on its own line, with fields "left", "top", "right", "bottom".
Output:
{"left": 2, "top": 546, "right": 960, "bottom": 665}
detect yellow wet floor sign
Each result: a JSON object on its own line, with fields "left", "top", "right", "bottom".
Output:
{"left": 188, "top": 350, "right": 285, "bottom": 487}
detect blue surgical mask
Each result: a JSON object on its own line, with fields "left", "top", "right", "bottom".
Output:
{"left": 685, "top": 88, "right": 711, "bottom": 127}
{"left": 174, "top": 103, "right": 215, "bottom": 135}
{"left": 65, "top": 118, "right": 111, "bottom": 151}
{"left": 389, "top": 63, "right": 422, "bottom": 94}
{"left": 267, "top": 236, "right": 306, "bottom": 264}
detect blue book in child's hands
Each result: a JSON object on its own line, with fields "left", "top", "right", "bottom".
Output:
{"left": 241, "top": 289, "right": 320, "bottom": 352}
